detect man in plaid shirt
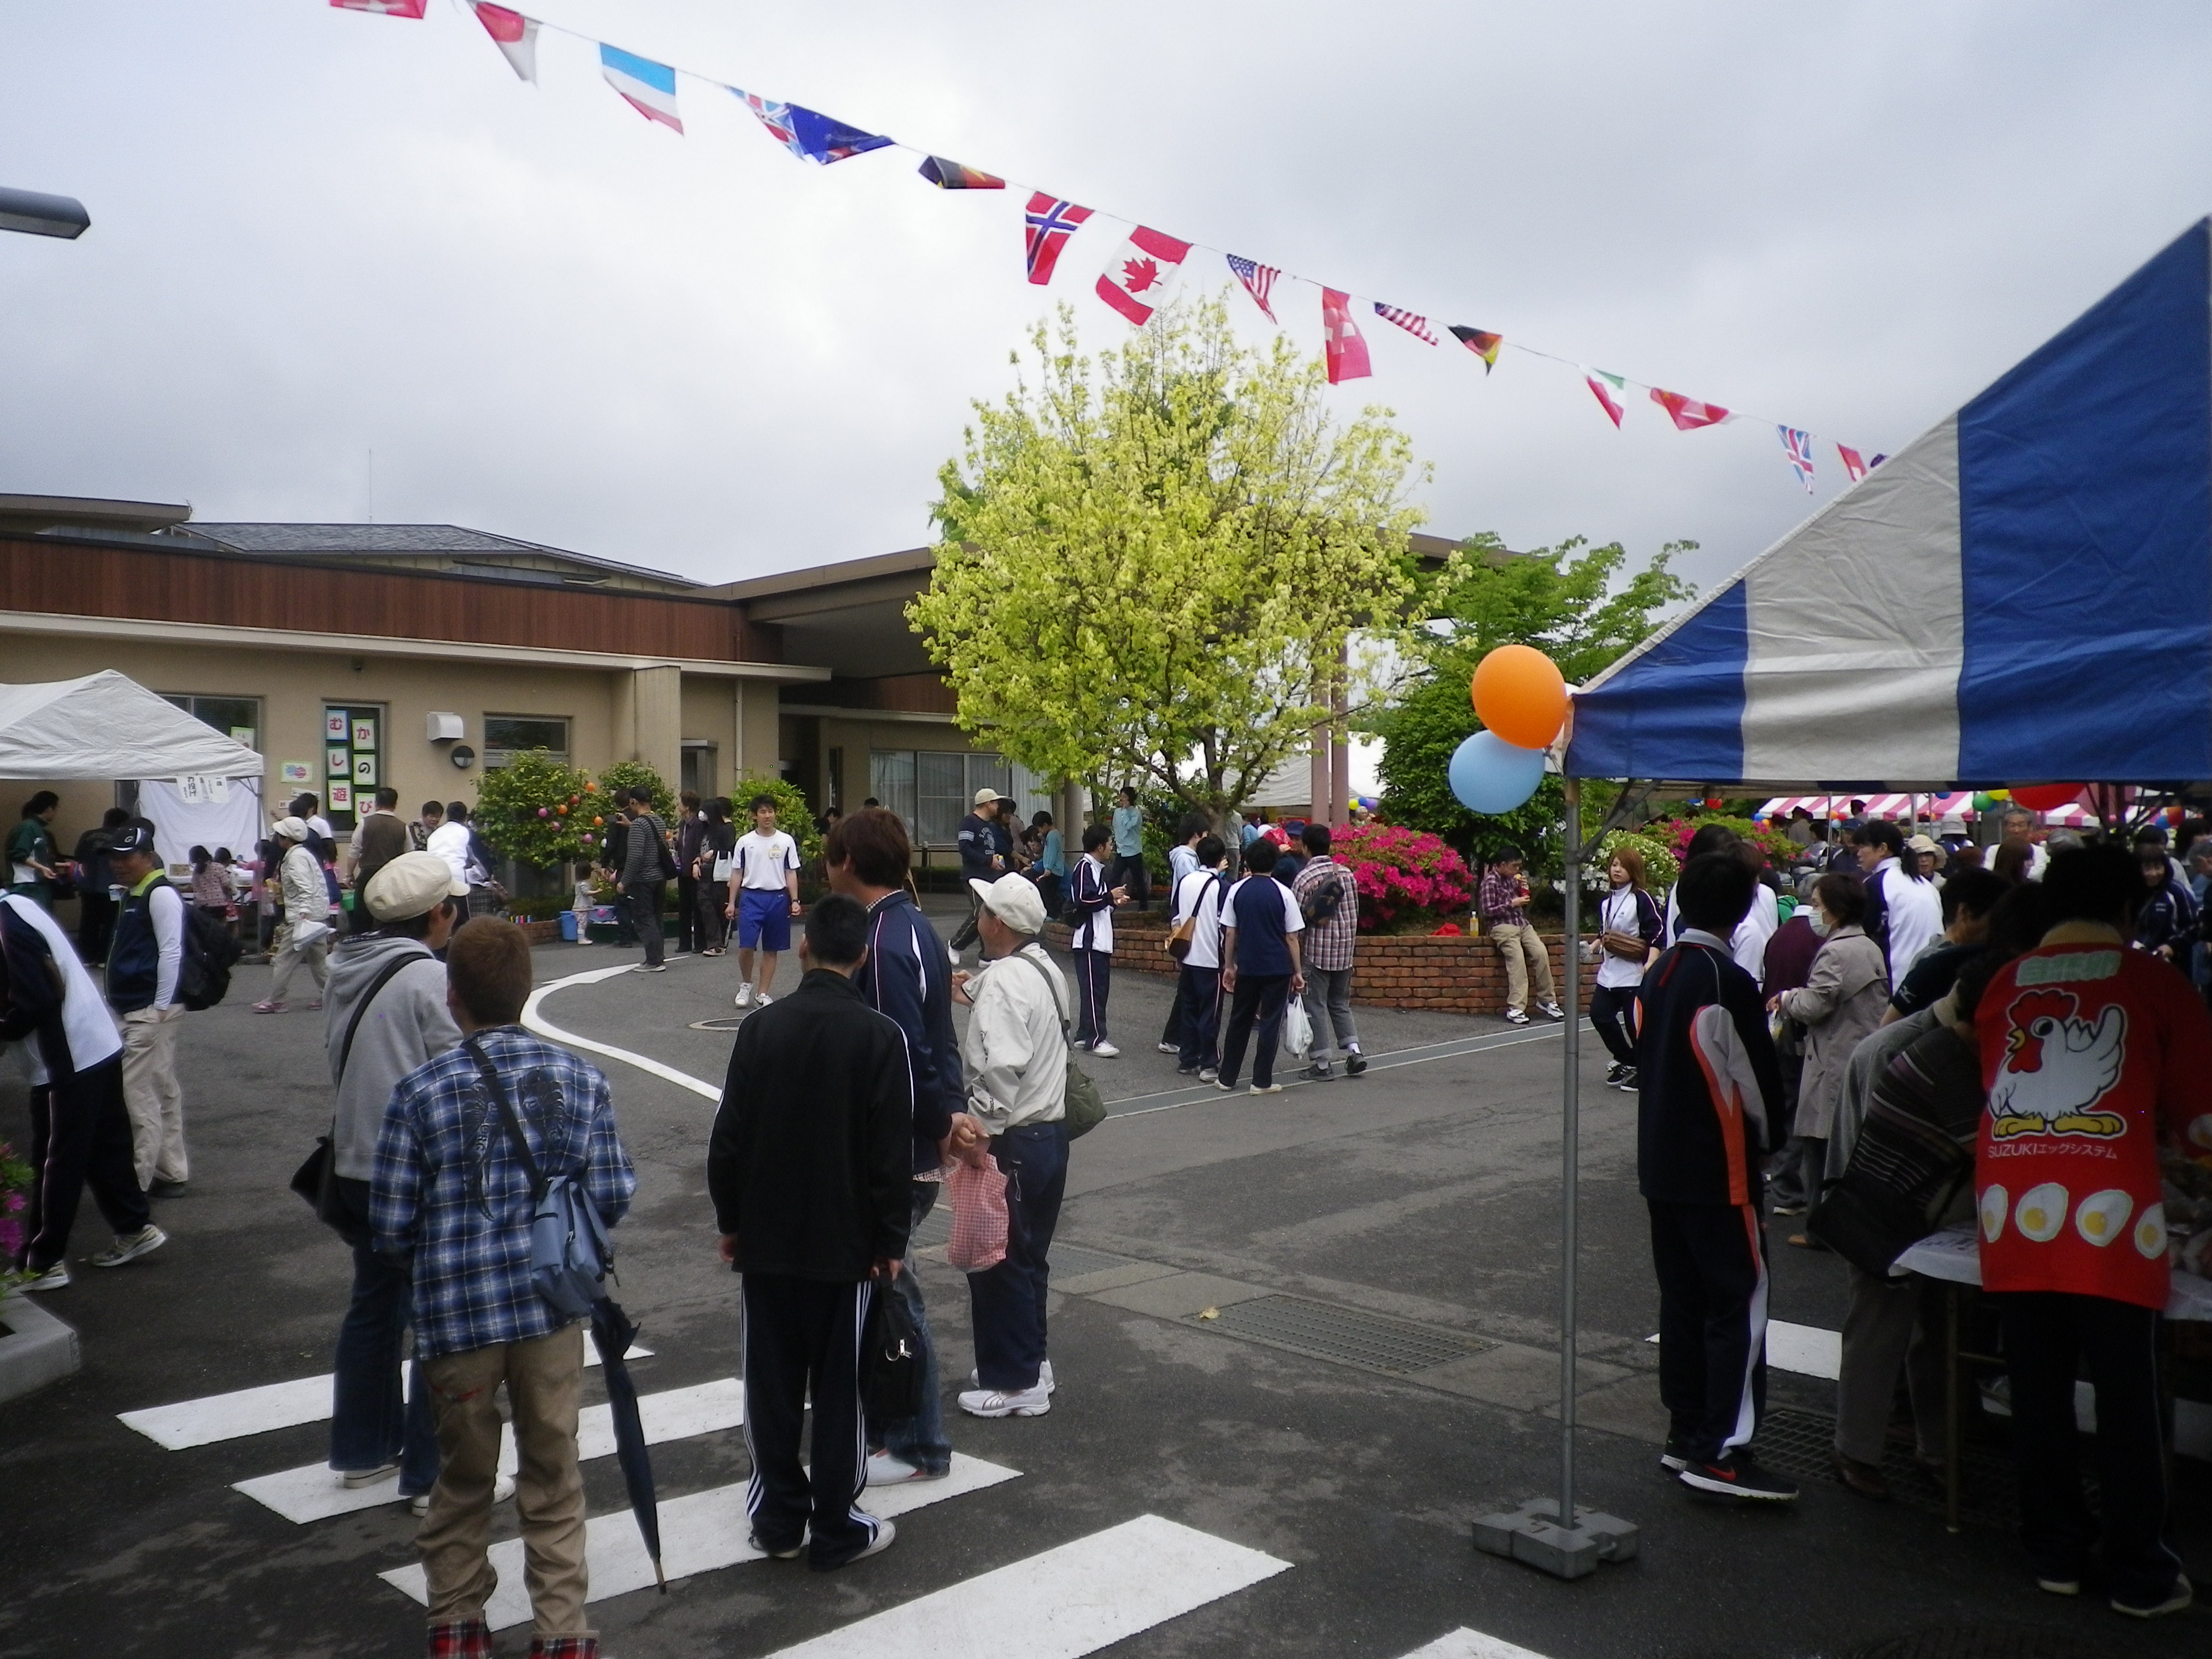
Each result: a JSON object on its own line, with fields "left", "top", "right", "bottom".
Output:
{"left": 372, "top": 920, "right": 636, "bottom": 1659}
{"left": 1479, "top": 847, "right": 1562, "bottom": 1026}
{"left": 1291, "top": 823, "right": 1366, "bottom": 1080}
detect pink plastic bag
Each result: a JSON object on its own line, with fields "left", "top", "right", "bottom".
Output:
{"left": 945, "top": 1152, "right": 1009, "bottom": 1273}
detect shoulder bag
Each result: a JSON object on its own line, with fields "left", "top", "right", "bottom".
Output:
{"left": 289, "top": 950, "right": 421, "bottom": 1245}
{"left": 1011, "top": 950, "right": 1108, "bottom": 1138}
{"left": 463, "top": 1034, "right": 612, "bottom": 1318}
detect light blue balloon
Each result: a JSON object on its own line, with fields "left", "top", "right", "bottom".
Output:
{"left": 1449, "top": 730, "right": 1546, "bottom": 815}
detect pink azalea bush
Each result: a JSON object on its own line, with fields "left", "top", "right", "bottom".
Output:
{"left": 0, "top": 1140, "right": 31, "bottom": 1286}
{"left": 1334, "top": 822, "right": 1475, "bottom": 933}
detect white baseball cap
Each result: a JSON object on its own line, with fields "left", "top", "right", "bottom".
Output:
{"left": 272, "top": 816, "right": 311, "bottom": 842}
{"left": 969, "top": 872, "right": 1046, "bottom": 935}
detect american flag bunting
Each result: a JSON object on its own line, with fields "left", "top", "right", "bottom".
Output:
{"left": 1374, "top": 303, "right": 1437, "bottom": 344}
{"left": 1225, "top": 254, "right": 1280, "bottom": 323}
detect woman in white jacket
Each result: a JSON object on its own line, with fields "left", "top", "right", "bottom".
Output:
{"left": 256, "top": 816, "right": 333, "bottom": 1013}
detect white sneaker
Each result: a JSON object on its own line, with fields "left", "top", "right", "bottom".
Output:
{"left": 849, "top": 1517, "right": 898, "bottom": 1562}
{"left": 19, "top": 1261, "right": 70, "bottom": 1292}
{"left": 1538, "top": 1000, "right": 1566, "bottom": 1021}
{"left": 341, "top": 1462, "right": 400, "bottom": 1489}
{"left": 411, "top": 1471, "right": 515, "bottom": 1517}
{"left": 864, "top": 1451, "right": 947, "bottom": 1486}
{"left": 966, "top": 1360, "right": 1055, "bottom": 1395}
{"left": 958, "top": 1383, "right": 1052, "bottom": 1418}
{"left": 88, "top": 1224, "right": 166, "bottom": 1268}
{"left": 1156, "top": 1041, "right": 1180, "bottom": 1054}
{"left": 755, "top": 990, "right": 774, "bottom": 1006}
{"left": 1088, "top": 1040, "right": 1120, "bottom": 1058}
{"left": 734, "top": 983, "right": 754, "bottom": 1008}
{"left": 1249, "top": 1082, "right": 1284, "bottom": 1095}
{"left": 1503, "top": 1008, "right": 1531, "bottom": 1026}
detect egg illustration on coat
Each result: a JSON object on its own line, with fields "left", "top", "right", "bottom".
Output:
{"left": 2015, "top": 1182, "right": 2068, "bottom": 1243}
{"left": 2073, "top": 1188, "right": 2132, "bottom": 1248}
{"left": 2133, "top": 1202, "right": 2168, "bottom": 1260}
{"left": 1980, "top": 1185, "right": 2008, "bottom": 1243}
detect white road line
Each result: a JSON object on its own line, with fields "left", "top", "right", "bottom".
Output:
{"left": 232, "top": 1378, "right": 743, "bottom": 1523}
{"left": 1644, "top": 1318, "right": 1841, "bottom": 1381}
{"left": 522, "top": 963, "right": 723, "bottom": 1100}
{"left": 760, "top": 1513, "right": 1290, "bottom": 1659}
{"left": 1397, "top": 1629, "right": 1556, "bottom": 1659}
{"left": 117, "top": 1343, "right": 650, "bottom": 1450}
{"left": 380, "top": 1453, "right": 1022, "bottom": 1630}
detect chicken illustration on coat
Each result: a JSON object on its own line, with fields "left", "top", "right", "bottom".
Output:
{"left": 1987, "top": 988, "right": 2128, "bottom": 1140}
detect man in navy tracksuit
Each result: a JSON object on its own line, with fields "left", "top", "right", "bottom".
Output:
{"left": 1636, "top": 852, "right": 1794, "bottom": 1503}
{"left": 823, "top": 808, "right": 981, "bottom": 1486}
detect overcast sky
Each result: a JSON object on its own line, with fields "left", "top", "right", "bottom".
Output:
{"left": 3, "top": 2, "right": 2209, "bottom": 593}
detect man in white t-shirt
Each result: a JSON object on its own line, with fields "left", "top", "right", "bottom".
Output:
{"left": 728, "top": 794, "right": 803, "bottom": 1009}
{"left": 424, "top": 803, "right": 476, "bottom": 923}
{"left": 1169, "top": 834, "right": 1231, "bottom": 1078}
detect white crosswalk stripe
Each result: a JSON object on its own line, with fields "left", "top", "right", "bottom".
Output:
{"left": 758, "top": 1514, "right": 1288, "bottom": 1659}
{"left": 116, "top": 1343, "right": 650, "bottom": 1450}
{"left": 232, "top": 1378, "right": 744, "bottom": 1523}
{"left": 1645, "top": 1318, "right": 1841, "bottom": 1380}
{"left": 1395, "top": 1629, "right": 1554, "bottom": 1659}
{"left": 379, "top": 1453, "right": 1022, "bottom": 1630}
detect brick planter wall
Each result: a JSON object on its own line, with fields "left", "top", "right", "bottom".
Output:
{"left": 513, "top": 918, "right": 562, "bottom": 946}
{"left": 1045, "top": 915, "right": 1599, "bottom": 1016}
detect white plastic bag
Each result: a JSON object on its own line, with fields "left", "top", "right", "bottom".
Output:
{"left": 1281, "top": 990, "right": 1313, "bottom": 1061}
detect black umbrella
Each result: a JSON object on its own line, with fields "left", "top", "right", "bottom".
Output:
{"left": 589, "top": 1298, "right": 666, "bottom": 1592}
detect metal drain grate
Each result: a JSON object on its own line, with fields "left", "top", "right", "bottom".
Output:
{"left": 1752, "top": 1406, "right": 2044, "bottom": 1533}
{"left": 1189, "top": 1295, "right": 1491, "bottom": 1376}
{"left": 1049, "top": 1244, "right": 1135, "bottom": 1280}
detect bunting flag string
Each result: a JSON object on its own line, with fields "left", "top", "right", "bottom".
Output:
{"left": 324, "top": 1, "right": 1887, "bottom": 488}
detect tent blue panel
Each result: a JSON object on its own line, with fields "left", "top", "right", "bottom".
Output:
{"left": 1956, "top": 221, "right": 2212, "bottom": 781}
{"left": 1566, "top": 581, "right": 1745, "bottom": 780}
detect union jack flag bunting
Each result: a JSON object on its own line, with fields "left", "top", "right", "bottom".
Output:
{"left": 1024, "top": 192, "right": 1092, "bottom": 285}
{"left": 1226, "top": 254, "right": 1279, "bottom": 323}
{"left": 736, "top": 92, "right": 890, "bottom": 164}
{"left": 1448, "top": 326, "right": 1502, "bottom": 371}
{"left": 1778, "top": 426, "right": 1816, "bottom": 492}
{"left": 1373, "top": 303, "right": 1437, "bottom": 345}
{"left": 331, "top": 0, "right": 427, "bottom": 14}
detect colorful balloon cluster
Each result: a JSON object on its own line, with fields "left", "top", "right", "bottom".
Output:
{"left": 1448, "top": 645, "right": 1568, "bottom": 816}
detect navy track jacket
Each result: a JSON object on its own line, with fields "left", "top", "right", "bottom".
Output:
{"left": 853, "top": 889, "right": 961, "bottom": 1174}
{"left": 1634, "top": 932, "right": 1785, "bottom": 1207}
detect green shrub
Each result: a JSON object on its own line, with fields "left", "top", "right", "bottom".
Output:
{"left": 473, "top": 750, "right": 592, "bottom": 868}
{"left": 599, "top": 760, "right": 677, "bottom": 824}
{"left": 729, "top": 774, "right": 823, "bottom": 869}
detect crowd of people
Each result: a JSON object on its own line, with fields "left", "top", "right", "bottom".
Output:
{"left": 1600, "top": 806, "right": 2212, "bottom": 1621}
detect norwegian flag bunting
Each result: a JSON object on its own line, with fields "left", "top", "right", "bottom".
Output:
{"left": 600, "top": 45, "right": 682, "bottom": 132}
{"left": 1322, "top": 290, "right": 1373, "bottom": 384}
{"left": 1374, "top": 304, "right": 1437, "bottom": 345}
{"left": 917, "top": 156, "right": 1004, "bottom": 190}
{"left": 1448, "top": 326, "right": 1502, "bottom": 372}
{"left": 1650, "top": 388, "right": 1733, "bottom": 430}
{"left": 330, "top": 0, "right": 426, "bottom": 14}
{"left": 468, "top": 2, "right": 538, "bottom": 81}
{"left": 1778, "top": 426, "right": 1816, "bottom": 492}
{"left": 735, "top": 92, "right": 890, "bottom": 164}
{"left": 1225, "top": 254, "right": 1280, "bottom": 323}
{"left": 1097, "top": 227, "right": 1193, "bottom": 326}
{"left": 1837, "top": 445, "right": 1868, "bottom": 483}
{"left": 1583, "top": 368, "right": 1628, "bottom": 427}
{"left": 1024, "top": 194, "right": 1092, "bottom": 285}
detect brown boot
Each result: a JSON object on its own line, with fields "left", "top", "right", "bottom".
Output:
{"left": 1833, "top": 1450, "right": 1890, "bottom": 1499}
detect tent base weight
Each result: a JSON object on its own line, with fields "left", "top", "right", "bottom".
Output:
{"left": 1473, "top": 1500, "right": 1639, "bottom": 1580}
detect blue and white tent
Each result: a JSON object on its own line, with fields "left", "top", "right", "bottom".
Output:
{"left": 1567, "top": 220, "right": 2212, "bottom": 790}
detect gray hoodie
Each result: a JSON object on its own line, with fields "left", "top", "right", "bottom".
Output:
{"left": 322, "top": 932, "right": 462, "bottom": 1180}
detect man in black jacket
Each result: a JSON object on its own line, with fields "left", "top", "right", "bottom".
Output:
{"left": 707, "top": 894, "right": 914, "bottom": 1569}
{"left": 1636, "top": 852, "right": 1793, "bottom": 1503}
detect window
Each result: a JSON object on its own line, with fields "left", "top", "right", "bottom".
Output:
{"left": 917, "top": 752, "right": 966, "bottom": 845}
{"left": 680, "top": 742, "right": 716, "bottom": 800}
{"left": 868, "top": 750, "right": 916, "bottom": 836}
{"left": 483, "top": 715, "right": 571, "bottom": 769}
{"left": 163, "top": 693, "right": 262, "bottom": 753}
{"left": 868, "top": 748, "right": 1050, "bottom": 846}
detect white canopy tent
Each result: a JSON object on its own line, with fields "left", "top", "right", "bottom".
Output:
{"left": 0, "top": 671, "right": 267, "bottom": 869}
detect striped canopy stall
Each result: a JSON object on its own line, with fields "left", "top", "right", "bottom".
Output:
{"left": 1759, "top": 791, "right": 2102, "bottom": 826}
{"left": 1567, "top": 220, "right": 2212, "bottom": 791}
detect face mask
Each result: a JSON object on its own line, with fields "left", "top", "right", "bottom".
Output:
{"left": 1807, "top": 910, "right": 1831, "bottom": 937}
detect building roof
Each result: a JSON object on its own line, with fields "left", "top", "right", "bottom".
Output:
{"left": 179, "top": 523, "right": 700, "bottom": 592}
{"left": 0, "top": 494, "right": 192, "bottom": 536}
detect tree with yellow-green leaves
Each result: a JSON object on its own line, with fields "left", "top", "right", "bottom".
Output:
{"left": 910, "top": 295, "right": 1427, "bottom": 819}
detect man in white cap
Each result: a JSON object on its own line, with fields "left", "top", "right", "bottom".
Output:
{"left": 106, "top": 820, "right": 193, "bottom": 1199}
{"left": 322, "top": 852, "right": 471, "bottom": 1511}
{"left": 256, "top": 816, "right": 333, "bottom": 1014}
{"left": 950, "top": 873, "right": 1070, "bottom": 1418}
{"left": 947, "top": 787, "right": 1008, "bottom": 958}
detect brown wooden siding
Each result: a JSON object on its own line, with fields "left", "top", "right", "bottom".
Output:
{"left": 0, "top": 535, "right": 780, "bottom": 664}
{"left": 795, "top": 672, "right": 958, "bottom": 714}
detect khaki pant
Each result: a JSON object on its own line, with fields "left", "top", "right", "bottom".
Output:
{"left": 1491, "top": 920, "right": 1555, "bottom": 1014}
{"left": 1834, "top": 1265, "right": 1946, "bottom": 1465}
{"left": 422, "top": 1323, "right": 591, "bottom": 1640}
{"left": 269, "top": 926, "right": 330, "bottom": 1004}
{"left": 120, "top": 1004, "right": 186, "bottom": 1188}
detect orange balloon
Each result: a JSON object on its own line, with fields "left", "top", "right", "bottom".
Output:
{"left": 1471, "top": 644, "right": 1569, "bottom": 750}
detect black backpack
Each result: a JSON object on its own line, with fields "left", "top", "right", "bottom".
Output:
{"left": 179, "top": 900, "right": 242, "bottom": 1010}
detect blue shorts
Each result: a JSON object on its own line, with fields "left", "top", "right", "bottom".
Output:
{"left": 737, "top": 889, "right": 791, "bottom": 952}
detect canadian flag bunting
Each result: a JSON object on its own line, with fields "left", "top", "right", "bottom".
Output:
{"left": 1583, "top": 368, "right": 1627, "bottom": 427}
{"left": 469, "top": 2, "right": 538, "bottom": 82}
{"left": 330, "top": 0, "right": 426, "bottom": 14}
{"left": 1322, "top": 290, "right": 1373, "bottom": 384}
{"left": 1837, "top": 445, "right": 1868, "bottom": 483}
{"left": 1096, "top": 227, "right": 1193, "bottom": 326}
{"left": 1649, "top": 388, "right": 1733, "bottom": 430}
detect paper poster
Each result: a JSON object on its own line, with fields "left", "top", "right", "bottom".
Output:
{"left": 328, "top": 747, "right": 349, "bottom": 776}
{"left": 175, "top": 776, "right": 204, "bottom": 805}
{"left": 328, "top": 782, "right": 353, "bottom": 812}
{"left": 353, "top": 754, "right": 378, "bottom": 786}
{"left": 352, "top": 719, "right": 376, "bottom": 750}
{"left": 326, "top": 711, "right": 349, "bottom": 740}
{"left": 280, "top": 761, "right": 312, "bottom": 784}
{"left": 229, "top": 726, "right": 257, "bottom": 749}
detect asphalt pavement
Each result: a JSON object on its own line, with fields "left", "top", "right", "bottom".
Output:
{"left": 0, "top": 915, "right": 2204, "bottom": 1658}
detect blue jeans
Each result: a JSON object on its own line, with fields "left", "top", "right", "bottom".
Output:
{"left": 870, "top": 1182, "right": 952, "bottom": 1473}
{"left": 967, "top": 1122, "right": 1069, "bottom": 1391}
{"left": 330, "top": 1241, "right": 437, "bottom": 1494}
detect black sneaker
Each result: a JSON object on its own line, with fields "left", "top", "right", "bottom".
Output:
{"left": 1305, "top": 1061, "right": 1334, "bottom": 1081}
{"left": 1658, "top": 1434, "right": 1691, "bottom": 1473}
{"left": 1678, "top": 1453, "right": 1799, "bottom": 1501}
{"left": 1344, "top": 1052, "right": 1368, "bottom": 1077}
{"left": 2111, "top": 1574, "right": 2193, "bottom": 1618}
{"left": 1604, "top": 1062, "right": 1627, "bottom": 1085}
{"left": 1610, "top": 1066, "right": 1638, "bottom": 1091}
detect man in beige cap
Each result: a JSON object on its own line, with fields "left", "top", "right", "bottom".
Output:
{"left": 257, "top": 816, "right": 334, "bottom": 1014}
{"left": 322, "top": 852, "right": 469, "bottom": 1510}
{"left": 947, "top": 787, "right": 1009, "bottom": 959}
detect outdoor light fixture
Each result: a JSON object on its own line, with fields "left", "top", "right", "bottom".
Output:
{"left": 0, "top": 187, "right": 89, "bottom": 240}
